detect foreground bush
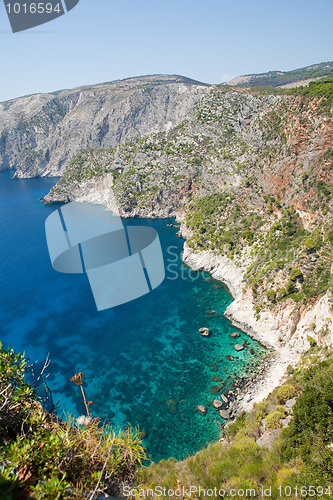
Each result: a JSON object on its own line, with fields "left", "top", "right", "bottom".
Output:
{"left": 0, "top": 344, "right": 146, "bottom": 499}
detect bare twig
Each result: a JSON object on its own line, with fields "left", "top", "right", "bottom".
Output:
{"left": 88, "top": 440, "right": 114, "bottom": 500}
{"left": 33, "top": 354, "right": 51, "bottom": 386}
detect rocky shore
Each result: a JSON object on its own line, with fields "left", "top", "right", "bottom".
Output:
{"left": 42, "top": 178, "right": 333, "bottom": 419}
{"left": 181, "top": 239, "right": 333, "bottom": 415}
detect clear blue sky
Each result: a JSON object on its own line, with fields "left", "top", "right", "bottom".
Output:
{"left": 1, "top": 0, "right": 332, "bottom": 102}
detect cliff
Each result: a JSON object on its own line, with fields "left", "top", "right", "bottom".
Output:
{"left": 42, "top": 79, "right": 333, "bottom": 404}
{"left": 3, "top": 74, "right": 333, "bottom": 407}
{"left": 0, "top": 74, "right": 210, "bottom": 178}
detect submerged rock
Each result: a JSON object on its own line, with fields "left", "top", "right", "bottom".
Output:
{"left": 197, "top": 405, "right": 207, "bottom": 416}
{"left": 225, "top": 355, "right": 234, "bottom": 361}
{"left": 165, "top": 399, "right": 178, "bottom": 414}
{"left": 210, "top": 385, "right": 223, "bottom": 395}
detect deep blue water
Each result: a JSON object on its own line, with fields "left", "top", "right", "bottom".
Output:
{"left": 0, "top": 170, "right": 266, "bottom": 462}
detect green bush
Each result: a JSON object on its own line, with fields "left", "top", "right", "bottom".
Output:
{"left": 282, "top": 359, "right": 333, "bottom": 471}
{"left": 290, "top": 268, "right": 302, "bottom": 282}
{"left": 317, "top": 180, "right": 331, "bottom": 197}
{"left": 305, "top": 237, "right": 316, "bottom": 251}
{"left": 0, "top": 345, "right": 146, "bottom": 499}
{"left": 276, "top": 384, "right": 296, "bottom": 404}
{"left": 307, "top": 335, "right": 317, "bottom": 348}
{"left": 0, "top": 342, "right": 36, "bottom": 445}
{"left": 265, "top": 289, "right": 276, "bottom": 302}
{"left": 265, "top": 410, "right": 285, "bottom": 430}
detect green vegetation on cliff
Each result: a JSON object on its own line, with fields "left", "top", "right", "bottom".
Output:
{"left": 46, "top": 82, "right": 333, "bottom": 310}
{"left": 230, "top": 61, "right": 333, "bottom": 88}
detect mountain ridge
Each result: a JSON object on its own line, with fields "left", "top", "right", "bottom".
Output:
{"left": 0, "top": 74, "right": 210, "bottom": 178}
{"left": 225, "top": 60, "right": 333, "bottom": 87}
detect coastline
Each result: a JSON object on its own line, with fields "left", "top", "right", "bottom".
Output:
{"left": 181, "top": 239, "right": 333, "bottom": 415}
{"left": 42, "top": 179, "right": 333, "bottom": 417}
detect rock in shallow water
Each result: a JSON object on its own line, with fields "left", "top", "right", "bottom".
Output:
{"left": 197, "top": 405, "right": 207, "bottom": 416}
{"left": 199, "top": 327, "right": 211, "bottom": 337}
{"left": 234, "top": 344, "right": 244, "bottom": 351}
{"left": 212, "top": 399, "right": 223, "bottom": 409}
{"left": 165, "top": 399, "right": 178, "bottom": 414}
{"left": 229, "top": 332, "right": 240, "bottom": 338}
{"left": 210, "top": 385, "right": 223, "bottom": 395}
{"left": 219, "top": 409, "right": 230, "bottom": 419}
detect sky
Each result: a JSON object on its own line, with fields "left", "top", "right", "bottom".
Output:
{"left": 0, "top": 0, "right": 332, "bottom": 102}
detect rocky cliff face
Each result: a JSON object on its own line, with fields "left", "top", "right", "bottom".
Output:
{"left": 0, "top": 75, "right": 210, "bottom": 178}
{"left": 42, "top": 80, "right": 333, "bottom": 398}
{"left": 43, "top": 86, "right": 282, "bottom": 209}
{"left": 3, "top": 73, "right": 332, "bottom": 410}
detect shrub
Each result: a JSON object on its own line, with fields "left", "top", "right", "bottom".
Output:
{"left": 265, "top": 410, "right": 285, "bottom": 430}
{"left": 317, "top": 180, "right": 331, "bottom": 197}
{"left": 290, "top": 268, "right": 302, "bottom": 282}
{"left": 0, "top": 342, "right": 36, "bottom": 445}
{"left": 265, "top": 289, "right": 276, "bottom": 302}
{"left": 307, "top": 335, "right": 317, "bottom": 348}
{"left": 282, "top": 359, "right": 333, "bottom": 465}
{"left": 286, "top": 364, "right": 295, "bottom": 375}
{"left": 327, "top": 230, "right": 333, "bottom": 244}
{"left": 305, "top": 237, "right": 316, "bottom": 251}
{"left": 276, "top": 405, "right": 288, "bottom": 415}
{"left": 0, "top": 345, "right": 146, "bottom": 499}
{"left": 277, "top": 384, "right": 296, "bottom": 404}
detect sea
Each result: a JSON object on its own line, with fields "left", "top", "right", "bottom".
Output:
{"left": 0, "top": 170, "right": 267, "bottom": 462}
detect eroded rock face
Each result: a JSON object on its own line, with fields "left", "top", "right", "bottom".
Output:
{"left": 0, "top": 75, "right": 210, "bottom": 178}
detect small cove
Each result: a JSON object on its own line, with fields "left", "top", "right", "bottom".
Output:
{"left": 0, "top": 170, "right": 267, "bottom": 462}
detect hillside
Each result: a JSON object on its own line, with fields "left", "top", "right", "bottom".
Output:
{"left": 1, "top": 72, "right": 333, "bottom": 498}
{"left": 226, "top": 61, "right": 333, "bottom": 87}
{"left": 0, "top": 74, "right": 209, "bottom": 178}
{"left": 44, "top": 79, "right": 333, "bottom": 396}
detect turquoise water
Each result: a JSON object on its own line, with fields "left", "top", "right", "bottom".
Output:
{"left": 0, "top": 171, "right": 266, "bottom": 462}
